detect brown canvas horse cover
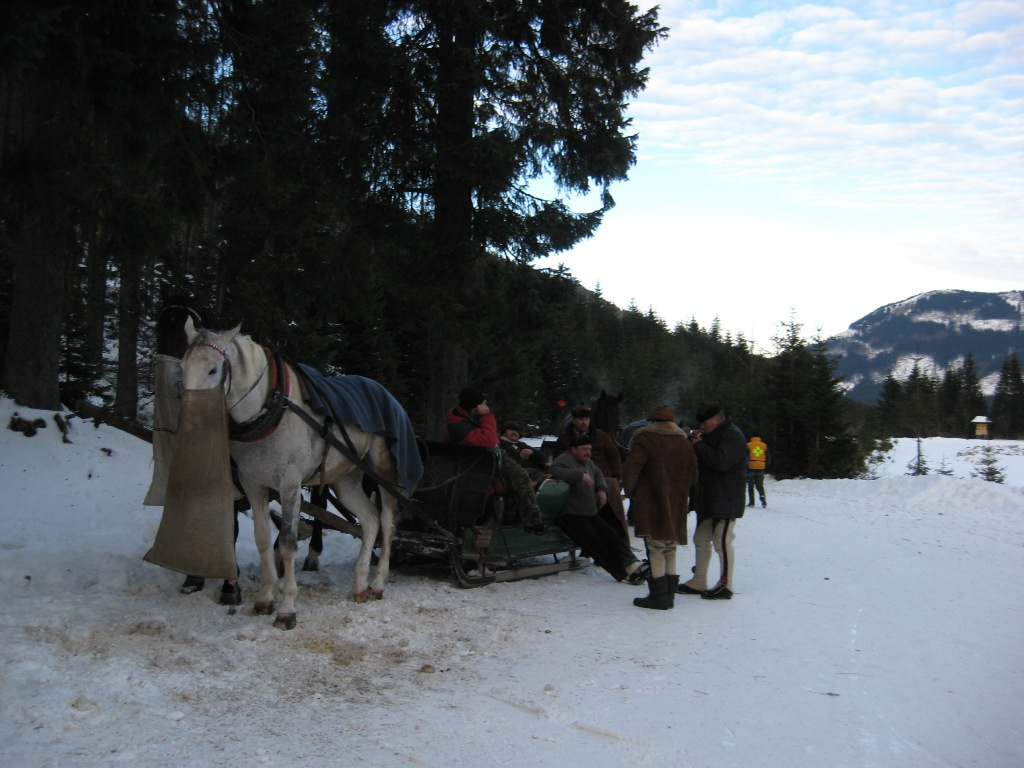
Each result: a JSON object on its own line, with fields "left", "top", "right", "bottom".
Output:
{"left": 143, "top": 354, "right": 181, "bottom": 506}
{"left": 144, "top": 388, "right": 237, "bottom": 579}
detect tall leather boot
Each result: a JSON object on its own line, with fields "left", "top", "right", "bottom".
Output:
{"left": 665, "top": 574, "right": 679, "bottom": 608}
{"left": 633, "top": 575, "right": 671, "bottom": 610}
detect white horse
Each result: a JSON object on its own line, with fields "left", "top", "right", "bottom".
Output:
{"left": 181, "top": 318, "right": 416, "bottom": 629}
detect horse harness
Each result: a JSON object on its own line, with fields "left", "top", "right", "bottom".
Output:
{"left": 204, "top": 340, "right": 453, "bottom": 541}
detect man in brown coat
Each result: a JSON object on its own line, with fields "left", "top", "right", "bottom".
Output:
{"left": 622, "top": 405, "right": 699, "bottom": 610}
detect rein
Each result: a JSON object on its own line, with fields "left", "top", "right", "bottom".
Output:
{"left": 282, "top": 400, "right": 455, "bottom": 542}
{"left": 192, "top": 333, "right": 453, "bottom": 540}
{"left": 195, "top": 339, "right": 289, "bottom": 442}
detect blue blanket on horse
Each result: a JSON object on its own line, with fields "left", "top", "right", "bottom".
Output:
{"left": 297, "top": 365, "right": 422, "bottom": 492}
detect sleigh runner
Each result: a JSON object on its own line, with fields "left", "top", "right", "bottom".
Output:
{"left": 388, "top": 440, "right": 588, "bottom": 587}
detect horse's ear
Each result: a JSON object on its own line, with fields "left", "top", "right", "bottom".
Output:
{"left": 184, "top": 315, "right": 199, "bottom": 343}
{"left": 222, "top": 324, "right": 242, "bottom": 344}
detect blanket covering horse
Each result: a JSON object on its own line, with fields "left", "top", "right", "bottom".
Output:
{"left": 296, "top": 365, "right": 422, "bottom": 492}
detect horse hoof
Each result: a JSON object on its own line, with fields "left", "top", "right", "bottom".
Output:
{"left": 354, "top": 588, "right": 372, "bottom": 604}
{"left": 219, "top": 585, "right": 242, "bottom": 606}
{"left": 274, "top": 613, "right": 297, "bottom": 630}
{"left": 180, "top": 575, "right": 205, "bottom": 594}
{"left": 370, "top": 588, "right": 384, "bottom": 601}
{"left": 253, "top": 600, "right": 275, "bottom": 616}
{"left": 302, "top": 559, "right": 320, "bottom": 572}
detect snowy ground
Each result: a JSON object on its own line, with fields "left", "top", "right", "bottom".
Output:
{"left": 1, "top": 395, "right": 1022, "bottom": 767}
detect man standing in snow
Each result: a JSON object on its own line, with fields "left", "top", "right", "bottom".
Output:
{"left": 622, "top": 405, "right": 699, "bottom": 610}
{"left": 747, "top": 434, "right": 769, "bottom": 508}
{"left": 679, "top": 402, "right": 748, "bottom": 600}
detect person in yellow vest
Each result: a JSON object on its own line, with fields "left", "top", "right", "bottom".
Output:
{"left": 747, "top": 435, "right": 768, "bottom": 508}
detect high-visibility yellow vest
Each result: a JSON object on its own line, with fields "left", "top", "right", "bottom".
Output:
{"left": 748, "top": 437, "right": 767, "bottom": 470}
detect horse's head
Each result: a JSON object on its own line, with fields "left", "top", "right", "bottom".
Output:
{"left": 181, "top": 317, "right": 243, "bottom": 392}
{"left": 593, "top": 389, "right": 624, "bottom": 438}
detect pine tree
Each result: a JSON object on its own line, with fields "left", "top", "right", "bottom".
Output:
{"left": 902, "top": 360, "right": 938, "bottom": 437}
{"left": 937, "top": 366, "right": 965, "bottom": 436}
{"left": 905, "top": 438, "right": 930, "bottom": 476}
{"left": 971, "top": 446, "right": 1006, "bottom": 484}
{"left": 765, "top": 318, "right": 862, "bottom": 478}
{"left": 990, "top": 354, "right": 1024, "bottom": 439}
{"left": 876, "top": 370, "right": 903, "bottom": 434}
{"left": 962, "top": 353, "right": 988, "bottom": 426}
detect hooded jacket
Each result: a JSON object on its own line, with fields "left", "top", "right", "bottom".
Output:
{"left": 444, "top": 407, "right": 498, "bottom": 448}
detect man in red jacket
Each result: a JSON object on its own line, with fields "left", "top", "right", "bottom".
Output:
{"left": 444, "top": 387, "right": 547, "bottom": 534}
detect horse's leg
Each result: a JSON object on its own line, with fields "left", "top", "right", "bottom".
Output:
{"left": 303, "top": 519, "right": 323, "bottom": 572}
{"left": 303, "top": 485, "right": 328, "bottom": 571}
{"left": 180, "top": 575, "right": 205, "bottom": 594}
{"left": 248, "top": 487, "right": 278, "bottom": 616}
{"left": 370, "top": 491, "right": 398, "bottom": 597}
{"left": 339, "top": 472, "right": 379, "bottom": 602}
{"left": 273, "top": 484, "right": 301, "bottom": 629}
{"left": 220, "top": 511, "right": 243, "bottom": 605}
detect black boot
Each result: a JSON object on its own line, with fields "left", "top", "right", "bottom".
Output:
{"left": 665, "top": 574, "right": 679, "bottom": 608}
{"left": 633, "top": 575, "right": 671, "bottom": 610}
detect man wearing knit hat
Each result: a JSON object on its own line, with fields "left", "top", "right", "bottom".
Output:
{"left": 622, "top": 405, "right": 699, "bottom": 610}
{"left": 444, "top": 387, "right": 547, "bottom": 534}
{"left": 679, "top": 402, "right": 748, "bottom": 600}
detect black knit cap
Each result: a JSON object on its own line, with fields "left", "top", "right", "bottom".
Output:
{"left": 695, "top": 402, "right": 723, "bottom": 423}
{"left": 459, "top": 387, "right": 486, "bottom": 411}
{"left": 570, "top": 433, "right": 592, "bottom": 447}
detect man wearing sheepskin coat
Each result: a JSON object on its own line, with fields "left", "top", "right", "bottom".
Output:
{"left": 622, "top": 405, "right": 699, "bottom": 610}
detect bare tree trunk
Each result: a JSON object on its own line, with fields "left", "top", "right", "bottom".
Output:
{"left": 423, "top": 3, "right": 479, "bottom": 440}
{"left": 113, "top": 248, "right": 140, "bottom": 420}
{"left": 2, "top": 208, "right": 66, "bottom": 409}
{"left": 424, "top": 326, "right": 468, "bottom": 441}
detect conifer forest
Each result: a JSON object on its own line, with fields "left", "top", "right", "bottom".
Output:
{"left": 5, "top": 2, "right": 1017, "bottom": 479}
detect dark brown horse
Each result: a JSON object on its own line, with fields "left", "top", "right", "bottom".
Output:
{"left": 592, "top": 389, "right": 625, "bottom": 458}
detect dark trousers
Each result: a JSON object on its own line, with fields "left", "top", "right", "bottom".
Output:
{"left": 747, "top": 470, "right": 766, "bottom": 504}
{"left": 556, "top": 513, "right": 636, "bottom": 581}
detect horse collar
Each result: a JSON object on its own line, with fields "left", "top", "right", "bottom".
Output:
{"left": 228, "top": 347, "right": 290, "bottom": 443}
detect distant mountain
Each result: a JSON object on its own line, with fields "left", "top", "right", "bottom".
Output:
{"left": 827, "top": 290, "right": 1024, "bottom": 403}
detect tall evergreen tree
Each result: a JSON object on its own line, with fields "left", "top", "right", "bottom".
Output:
{"left": 394, "top": 1, "right": 666, "bottom": 437}
{"left": 961, "top": 353, "right": 987, "bottom": 423}
{"left": 991, "top": 353, "right": 1024, "bottom": 439}
{"left": 937, "top": 365, "right": 972, "bottom": 437}
{"left": 763, "top": 319, "right": 861, "bottom": 478}
{"left": 901, "top": 360, "right": 938, "bottom": 438}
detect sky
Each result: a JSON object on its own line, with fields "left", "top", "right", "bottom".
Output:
{"left": 3, "top": 396, "right": 1023, "bottom": 766}
{"left": 537, "top": 0, "right": 1024, "bottom": 353}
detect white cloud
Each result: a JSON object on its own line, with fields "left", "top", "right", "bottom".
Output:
{"left": 544, "top": 2, "right": 1024, "bottom": 349}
